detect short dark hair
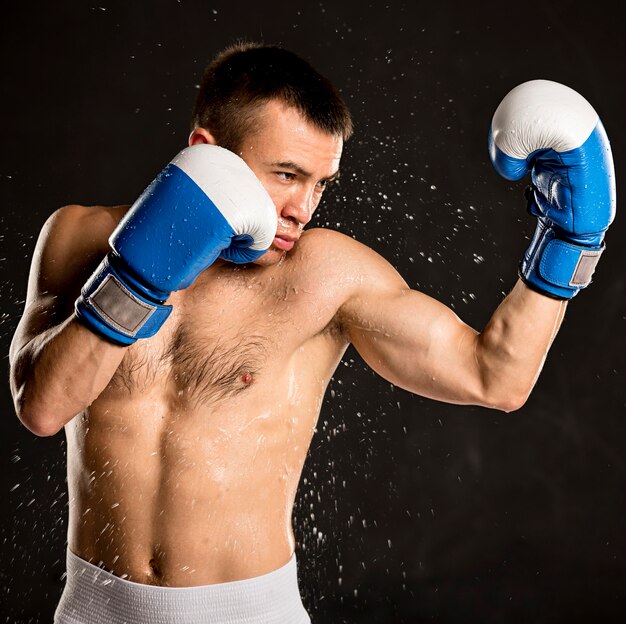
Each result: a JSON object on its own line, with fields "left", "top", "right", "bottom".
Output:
{"left": 190, "top": 42, "right": 353, "bottom": 152}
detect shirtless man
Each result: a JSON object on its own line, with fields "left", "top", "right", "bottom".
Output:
{"left": 9, "top": 43, "right": 615, "bottom": 623}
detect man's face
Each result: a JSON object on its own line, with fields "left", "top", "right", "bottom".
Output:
{"left": 237, "top": 100, "right": 343, "bottom": 266}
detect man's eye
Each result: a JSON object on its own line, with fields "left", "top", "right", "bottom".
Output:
{"left": 276, "top": 171, "right": 295, "bottom": 181}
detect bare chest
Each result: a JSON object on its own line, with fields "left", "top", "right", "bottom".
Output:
{"left": 106, "top": 269, "right": 338, "bottom": 406}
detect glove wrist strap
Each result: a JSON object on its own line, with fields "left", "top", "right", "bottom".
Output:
{"left": 520, "top": 219, "right": 604, "bottom": 300}
{"left": 75, "top": 254, "right": 173, "bottom": 346}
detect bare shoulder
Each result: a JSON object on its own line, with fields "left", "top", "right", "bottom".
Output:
{"left": 40, "top": 203, "right": 123, "bottom": 249}
{"left": 36, "top": 204, "right": 126, "bottom": 278}
{"left": 296, "top": 227, "right": 386, "bottom": 267}
{"left": 297, "top": 226, "right": 360, "bottom": 252}
{"left": 26, "top": 204, "right": 126, "bottom": 317}
{"left": 296, "top": 227, "right": 409, "bottom": 295}
{"left": 9, "top": 204, "right": 126, "bottom": 363}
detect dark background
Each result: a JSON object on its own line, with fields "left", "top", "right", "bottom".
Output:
{"left": 1, "top": 1, "right": 624, "bottom": 622}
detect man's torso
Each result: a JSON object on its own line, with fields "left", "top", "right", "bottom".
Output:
{"left": 63, "top": 205, "right": 353, "bottom": 586}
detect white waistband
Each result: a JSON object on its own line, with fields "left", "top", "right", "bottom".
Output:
{"left": 54, "top": 548, "right": 310, "bottom": 624}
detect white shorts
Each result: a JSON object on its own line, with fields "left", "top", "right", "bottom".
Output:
{"left": 54, "top": 548, "right": 311, "bottom": 624}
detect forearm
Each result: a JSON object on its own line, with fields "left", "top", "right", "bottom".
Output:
{"left": 475, "top": 279, "right": 567, "bottom": 411}
{"left": 478, "top": 79, "right": 613, "bottom": 411}
{"left": 10, "top": 315, "right": 126, "bottom": 436}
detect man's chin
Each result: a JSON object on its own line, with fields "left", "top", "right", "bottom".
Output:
{"left": 252, "top": 245, "right": 288, "bottom": 266}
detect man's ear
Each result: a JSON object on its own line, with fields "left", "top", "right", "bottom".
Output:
{"left": 188, "top": 127, "right": 217, "bottom": 146}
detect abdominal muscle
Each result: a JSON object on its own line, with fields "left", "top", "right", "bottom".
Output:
{"left": 64, "top": 368, "right": 325, "bottom": 587}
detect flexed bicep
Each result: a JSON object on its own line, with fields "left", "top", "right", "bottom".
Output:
{"left": 339, "top": 283, "right": 484, "bottom": 406}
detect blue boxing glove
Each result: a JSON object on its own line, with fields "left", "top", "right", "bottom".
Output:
{"left": 488, "top": 79, "right": 616, "bottom": 299}
{"left": 75, "top": 145, "right": 277, "bottom": 345}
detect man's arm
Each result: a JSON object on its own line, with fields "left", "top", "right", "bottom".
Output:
{"left": 338, "top": 79, "right": 614, "bottom": 413}
{"left": 336, "top": 242, "right": 565, "bottom": 412}
{"left": 9, "top": 205, "right": 127, "bottom": 436}
{"left": 10, "top": 145, "right": 278, "bottom": 436}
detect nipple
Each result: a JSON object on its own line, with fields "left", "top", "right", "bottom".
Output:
{"left": 241, "top": 372, "right": 254, "bottom": 385}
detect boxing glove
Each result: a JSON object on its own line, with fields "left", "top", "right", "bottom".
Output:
{"left": 75, "top": 144, "right": 277, "bottom": 345}
{"left": 488, "top": 79, "right": 616, "bottom": 299}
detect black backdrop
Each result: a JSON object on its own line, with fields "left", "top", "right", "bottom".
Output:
{"left": 1, "top": 1, "right": 625, "bottom": 622}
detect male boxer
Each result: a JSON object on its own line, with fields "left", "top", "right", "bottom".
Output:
{"left": 9, "top": 43, "right": 615, "bottom": 623}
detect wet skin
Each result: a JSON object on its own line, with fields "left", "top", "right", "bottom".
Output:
{"left": 66, "top": 227, "right": 350, "bottom": 585}
{"left": 12, "top": 101, "right": 566, "bottom": 588}
{"left": 68, "top": 102, "right": 349, "bottom": 585}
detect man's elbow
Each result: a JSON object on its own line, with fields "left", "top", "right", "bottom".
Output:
{"left": 496, "top": 395, "right": 528, "bottom": 413}
{"left": 18, "top": 411, "right": 63, "bottom": 437}
{"left": 484, "top": 390, "right": 529, "bottom": 413}
{"left": 11, "top": 364, "right": 65, "bottom": 437}
{"left": 476, "top": 377, "right": 530, "bottom": 412}
{"left": 13, "top": 395, "right": 64, "bottom": 437}
{"left": 24, "top": 416, "right": 63, "bottom": 437}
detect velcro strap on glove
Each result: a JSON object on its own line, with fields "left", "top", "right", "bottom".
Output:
{"left": 519, "top": 217, "right": 605, "bottom": 300}
{"left": 539, "top": 239, "right": 604, "bottom": 288}
{"left": 75, "top": 255, "right": 172, "bottom": 346}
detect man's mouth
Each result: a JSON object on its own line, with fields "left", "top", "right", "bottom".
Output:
{"left": 273, "top": 235, "right": 297, "bottom": 251}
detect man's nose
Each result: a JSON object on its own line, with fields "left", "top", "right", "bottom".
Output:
{"left": 280, "top": 186, "right": 315, "bottom": 226}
